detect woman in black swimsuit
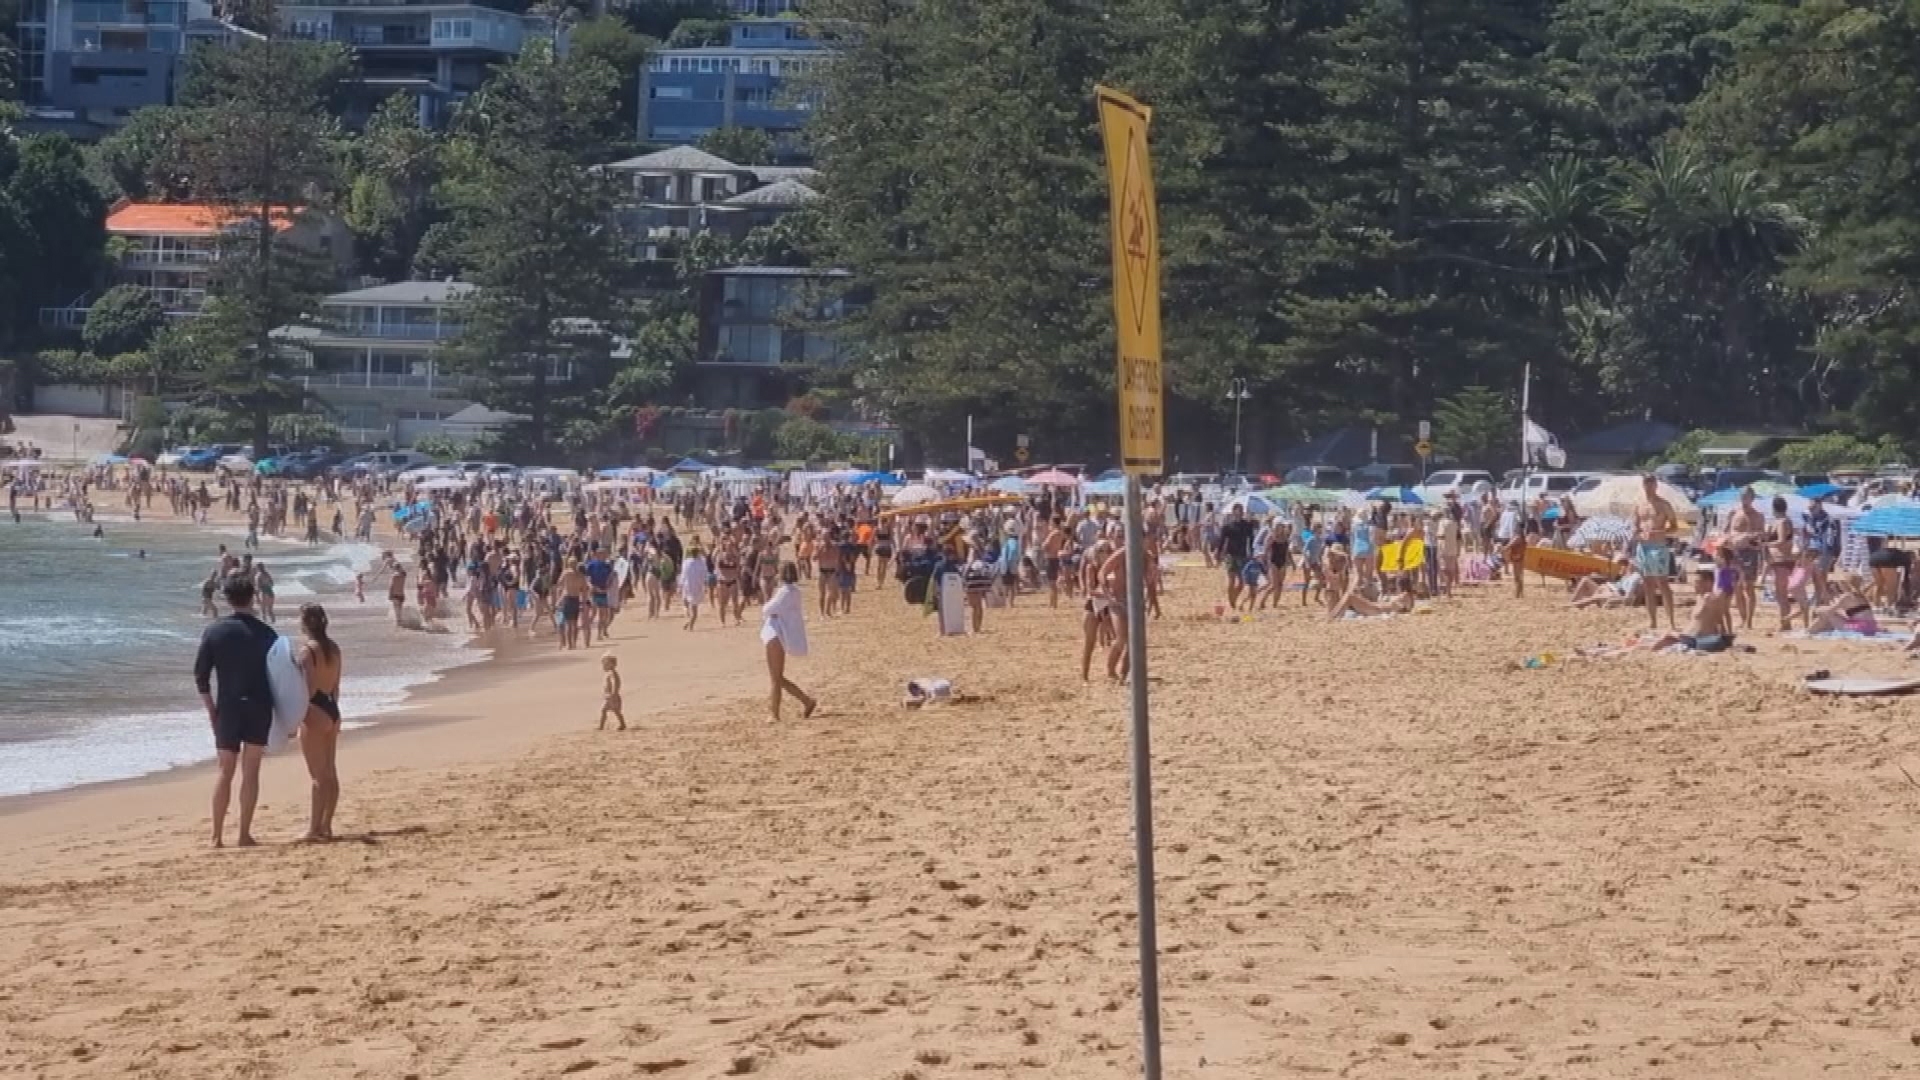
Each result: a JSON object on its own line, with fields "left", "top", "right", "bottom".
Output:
{"left": 296, "top": 603, "right": 344, "bottom": 842}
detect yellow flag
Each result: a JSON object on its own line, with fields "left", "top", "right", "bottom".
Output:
{"left": 1095, "top": 86, "right": 1163, "bottom": 477}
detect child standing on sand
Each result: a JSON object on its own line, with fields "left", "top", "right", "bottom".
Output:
{"left": 598, "top": 655, "right": 625, "bottom": 731}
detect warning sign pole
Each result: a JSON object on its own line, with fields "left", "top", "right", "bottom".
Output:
{"left": 1096, "top": 83, "right": 1165, "bottom": 1080}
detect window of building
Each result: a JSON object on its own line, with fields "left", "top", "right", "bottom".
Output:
{"left": 735, "top": 86, "right": 770, "bottom": 106}
{"left": 650, "top": 85, "right": 691, "bottom": 100}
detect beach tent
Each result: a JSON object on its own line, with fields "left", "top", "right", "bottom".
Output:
{"left": 924, "top": 468, "right": 975, "bottom": 484}
{"left": 1262, "top": 484, "right": 1342, "bottom": 508}
{"left": 1850, "top": 504, "right": 1920, "bottom": 538}
{"left": 990, "top": 475, "right": 1031, "bottom": 495}
{"left": 595, "top": 466, "right": 661, "bottom": 479}
{"left": 583, "top": 478, "right": 652, "bottom": 493}
{"left": 706, "top": 466, "right": 759, "bottom": 482}
{"left": 670, "top": 457, "right": 713, "bottom": 472}
{"left": 891, "top": 483, "right": 943, "bottom": 508}
{"left": 1571, "top": 475, "right": 1700, "bottom": 523}
{"left": 414, "top": 476, "right": 469, "bottom": 493}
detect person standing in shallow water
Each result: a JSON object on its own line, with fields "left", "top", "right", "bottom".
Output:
{"left": 295, "top": 604, "right": 343, "bottom": 842}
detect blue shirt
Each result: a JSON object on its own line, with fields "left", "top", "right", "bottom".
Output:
{"left": 584, "top": 558, "right": 613, "bottom": 590}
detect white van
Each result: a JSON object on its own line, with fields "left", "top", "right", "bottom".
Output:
{"left": 1414, "top": 469, "right": 1495, "bottom": 503}
{"left": 1497, "top": 471, "right": 1596, "bottom": 503}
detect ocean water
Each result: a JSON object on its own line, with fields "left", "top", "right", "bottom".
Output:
{"left": 0, "top": 515, "right": 484, "bottom": 797}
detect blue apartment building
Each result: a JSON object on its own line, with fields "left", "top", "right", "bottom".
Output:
{"left": 12, "top": 0, "right": 254, "bottom": 132}
{"left": 281, "top": 0, "right": 555, "bottom": 127}
{"left": 638, "top": 16, "right": 825, "bottom": 154}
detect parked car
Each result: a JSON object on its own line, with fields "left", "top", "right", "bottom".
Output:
{"left": 1497, "top": 471, "right": 1596, "bottom": 503}
{"left": 156, "top": 446, "right": 199, "bottom": 468}
{"left": 1709, "top": 467, "right": 1789, "bottom": 492}
{"left": 1414, "top": 469, "right": 1496, "bottom": 503}
{"left": 1282, "top": 465, "right": 1348, "bottom": 489}
{"left": 333, "top": 450, "right": 435, "bottom": 478}
{"left": 216, "top": 450, "right": 257, "bottom": 474}
{"left": 1350, "top": 463, "right": 1421, "bottom": 489}
{"left": 179, "top": 443, "right": 247, "bottom": 471}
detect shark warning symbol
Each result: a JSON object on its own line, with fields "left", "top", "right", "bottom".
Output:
{"left": 1118, "top": 131, "right": 1153, "bottom": 337}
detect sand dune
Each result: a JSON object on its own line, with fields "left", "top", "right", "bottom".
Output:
{"left": 4, "top": 569, "right": 1919, "bottom": 1078}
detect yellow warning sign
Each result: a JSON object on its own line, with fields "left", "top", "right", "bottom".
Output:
{"left": 1096, "top": 85, "right": 1163, "bottom": 477}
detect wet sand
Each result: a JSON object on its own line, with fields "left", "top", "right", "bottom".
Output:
{"left": 4, "top": 564, "right": 1919, "bottom": 1078}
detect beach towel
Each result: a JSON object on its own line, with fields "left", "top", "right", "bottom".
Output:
{"left": 1785, "top": 630, "right": 1906, "bottom": 647}
{"left": 759, "top": 582, "right": 809, "bottom": 656}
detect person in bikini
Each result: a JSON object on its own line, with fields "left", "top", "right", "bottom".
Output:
{"left": 295, "top": 604, "right": 343, "bottom": 842}
{"left": 1630, "top": 474, "right": 1679, "bottom": 630}
{"left": 1080, "top": 540, "right": 1115, "bottom": 681}
{"left": 1766, "top": 495, "right": 1805, "bottom": 631}
{"left": 712, "top": 536, "right": 743, "bottom": 627}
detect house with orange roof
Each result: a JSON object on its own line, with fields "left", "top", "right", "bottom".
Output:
{"left": 41, "top": 200, "right": 352, "bottom": 326}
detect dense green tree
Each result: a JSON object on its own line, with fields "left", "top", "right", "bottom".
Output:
{"left": 8, "top": 135, "right": 107, "bottom": 313}
{"left": 571, "top": 15, "right": 656, "bottom": 133}
{"left": 664, "top": 18, "right": 729, "bottom": 47}
{"left": 81, "top": 285, "right": 167, "bottom": 358}
{"left": 175, "top": 38, "right": 351, "bottom": 454}
{"left": 697, "top": 126, "right": 775, "bottom": 165}
{"left": 440, "top": 40, "right": 625, "bottom": 454}
{"left": 344, "top": 94, "right": 444, "bottom": 280}
{"left": 86, "top": 107, "right": 197, "bottom": 201}
{"left": 1432, "top": 385, "right": 1515, "bottom": 468}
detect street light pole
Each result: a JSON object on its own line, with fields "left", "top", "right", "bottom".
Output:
{"left": 1226, "top": 379, "right": 1251, "bottom": 474}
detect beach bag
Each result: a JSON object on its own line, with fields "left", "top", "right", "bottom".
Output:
{"left": 904, "top": 575, "right": 930, "bottom": 605}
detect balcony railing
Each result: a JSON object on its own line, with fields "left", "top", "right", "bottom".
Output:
{"left": 122, "top": 248, "right": 214, "bottom": 267}
{"left": 326, "top": 323, "right": 460, "bottom": 341}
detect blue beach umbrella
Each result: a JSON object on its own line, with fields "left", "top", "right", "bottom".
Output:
{"left": 1850, "top": 505, "right": 1920, "bottom": 539}
{"left": 93, "top": 453, "right": 129, "bottom": 466}
{"left": 1799, "top": 482, "right": 1843, "bottom": 499}
{"left": 1364, "top": 485, "right": 1423, "bottom": 505}
{"left": 670, "top": 457, "right": 713, "bottom": 472}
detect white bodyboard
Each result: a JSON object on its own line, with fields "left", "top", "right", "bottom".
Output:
{"left": 265, "top": 635, "right": 308, "bottom": 751}
{"left": 937, "top": 572, "right": 966, "bottom": 636}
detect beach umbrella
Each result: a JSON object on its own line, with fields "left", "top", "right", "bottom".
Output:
{"left": 847, "top": 470, "right": 900, "bottom": 485}
{"left": 1860, "top": 494, "right": 1920, "bottom": 511}
{"left": 1799, "top": 482, "right": 1843, "bottom": 499}
{"left": 1571, "top": 475, "right": 1700, "bottom": 523}
{"left": 1261, "top": 484, "right": 1342, "bottom": 508}
{"left": 657, "top": 475, "right": 694, "bottom": 492}
{"left": 1082, "top": 477, "right": 1126, "bottom": 498}
{"left": 415, "top": 476, "right": 468, "bottom": 493}
{"left": 990, "top": 475, "right": 1031, "bottom": 495}
{"left": 1026, "top": 468, "right": 1080, "bottom": 487}
{"left": 924, "top": 467, "right": 974, "bottom": 484}
{"left": 1570, "top": 515, "right": 1633, "bottom": 549}
{"left": 1696, "top": 489, "right": 1743, "bottom": 509}
{"left": 595, "top": 465, "right": 660, "bottom": 479}
{"left": 583, "top": 479, "right": 650, "bottom": 493}
{"left": 670, "top": 457, "right": 713, "bottom": 472}
{"left": 1364, "top": 485, "right": 1423, "bottom": 505}
{"left": 1338, "top": 490, "right": 1371, "bottom": 511}
{"left": 891, "top": 483, "right": 942, "bottom": 507}
{"left": 1850, "top": 504, "right": 1920, "bottom": 538}
{"left": 92, "top": 453, "right": 128, "bottom": 466}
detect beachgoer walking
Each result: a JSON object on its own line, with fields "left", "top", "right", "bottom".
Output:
{"left": 681, "top": 545, "right": 709, "bottom": 630}
{"left": 295, "top": 604, "right": 343, "bottom": 842}
{"left": 598, "top": 654, "right": 626, "bottom": 731}
{"left": 760, "top": 562, "right": 817, "bottom": 721}
{"left": 193, "top": 576, "right": 278, "bottom": 848}
{"left": 1727, "top": 487, "right": 1767, "bottom": 629}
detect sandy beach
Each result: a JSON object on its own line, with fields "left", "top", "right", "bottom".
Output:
{"left": 4, "top": 561, "right": 1920, "bottom": 1078}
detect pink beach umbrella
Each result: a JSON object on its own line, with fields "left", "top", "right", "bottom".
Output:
{"left": 1025, "top": 468, "right": 1080, "bottom": 488}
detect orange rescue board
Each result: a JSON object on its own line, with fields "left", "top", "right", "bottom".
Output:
{"left": 1523, "top": 546, "right": 1618, "bottom": 582}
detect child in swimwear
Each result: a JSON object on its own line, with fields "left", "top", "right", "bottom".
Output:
{"left": 598, "top": 655, "right": 625, "bottom": 731}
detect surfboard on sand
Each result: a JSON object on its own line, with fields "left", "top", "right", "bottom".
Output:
{"left": 265, "top": 636, "right": 309, "bottom": 751}
{"left": 1522, "top": 546, "right": 1617, "bottom": 583}
{"left": 1804, "top": 676, "right": 1920, "bottom": 697}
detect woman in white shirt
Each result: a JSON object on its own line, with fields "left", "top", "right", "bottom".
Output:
{"left": 760, "top": 561, "right": 818, "bottom": 721}
{"left": 680, "top": 544, "right": 709, "bottom": 631}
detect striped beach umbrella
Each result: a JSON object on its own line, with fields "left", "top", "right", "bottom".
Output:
{"left": 1850, "top": 504, "right": 1920, "bottom": 538}
{"left": 1570, "top": 515, "right": 1633, "bottom": 549}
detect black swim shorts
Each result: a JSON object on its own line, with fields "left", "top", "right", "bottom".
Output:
{"left": 214, "top": 699, "right": 273, "bottom": 752}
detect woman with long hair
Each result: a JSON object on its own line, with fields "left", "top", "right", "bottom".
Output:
{"left": 296, "top": 603, "right": 344, "bottom": 841}
{"left": 760, "top": 561, "right": 817, "bottom": 721}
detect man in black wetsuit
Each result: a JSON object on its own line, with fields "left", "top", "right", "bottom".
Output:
{"left": 193, "top": 575, "right": 279, "bottom": 848}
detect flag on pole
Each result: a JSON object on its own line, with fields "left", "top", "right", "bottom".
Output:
{"left": 1523, "top": 418, "right": 1566, "bottom": 469}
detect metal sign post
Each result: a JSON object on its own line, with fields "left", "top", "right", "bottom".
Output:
{"left": 1097, "top": 83, "right": 1165, "bottom": 1080}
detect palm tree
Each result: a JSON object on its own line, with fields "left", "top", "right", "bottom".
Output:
{"left": 1495, "top": 157, "right": 1619, "bottom": 296}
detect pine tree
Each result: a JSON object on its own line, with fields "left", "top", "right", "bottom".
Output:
{"left": 439, "top": 40, "right": 624, "bottom": 455}
{"left": 175, "top": 38, "right": 351, "bottom": 454}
